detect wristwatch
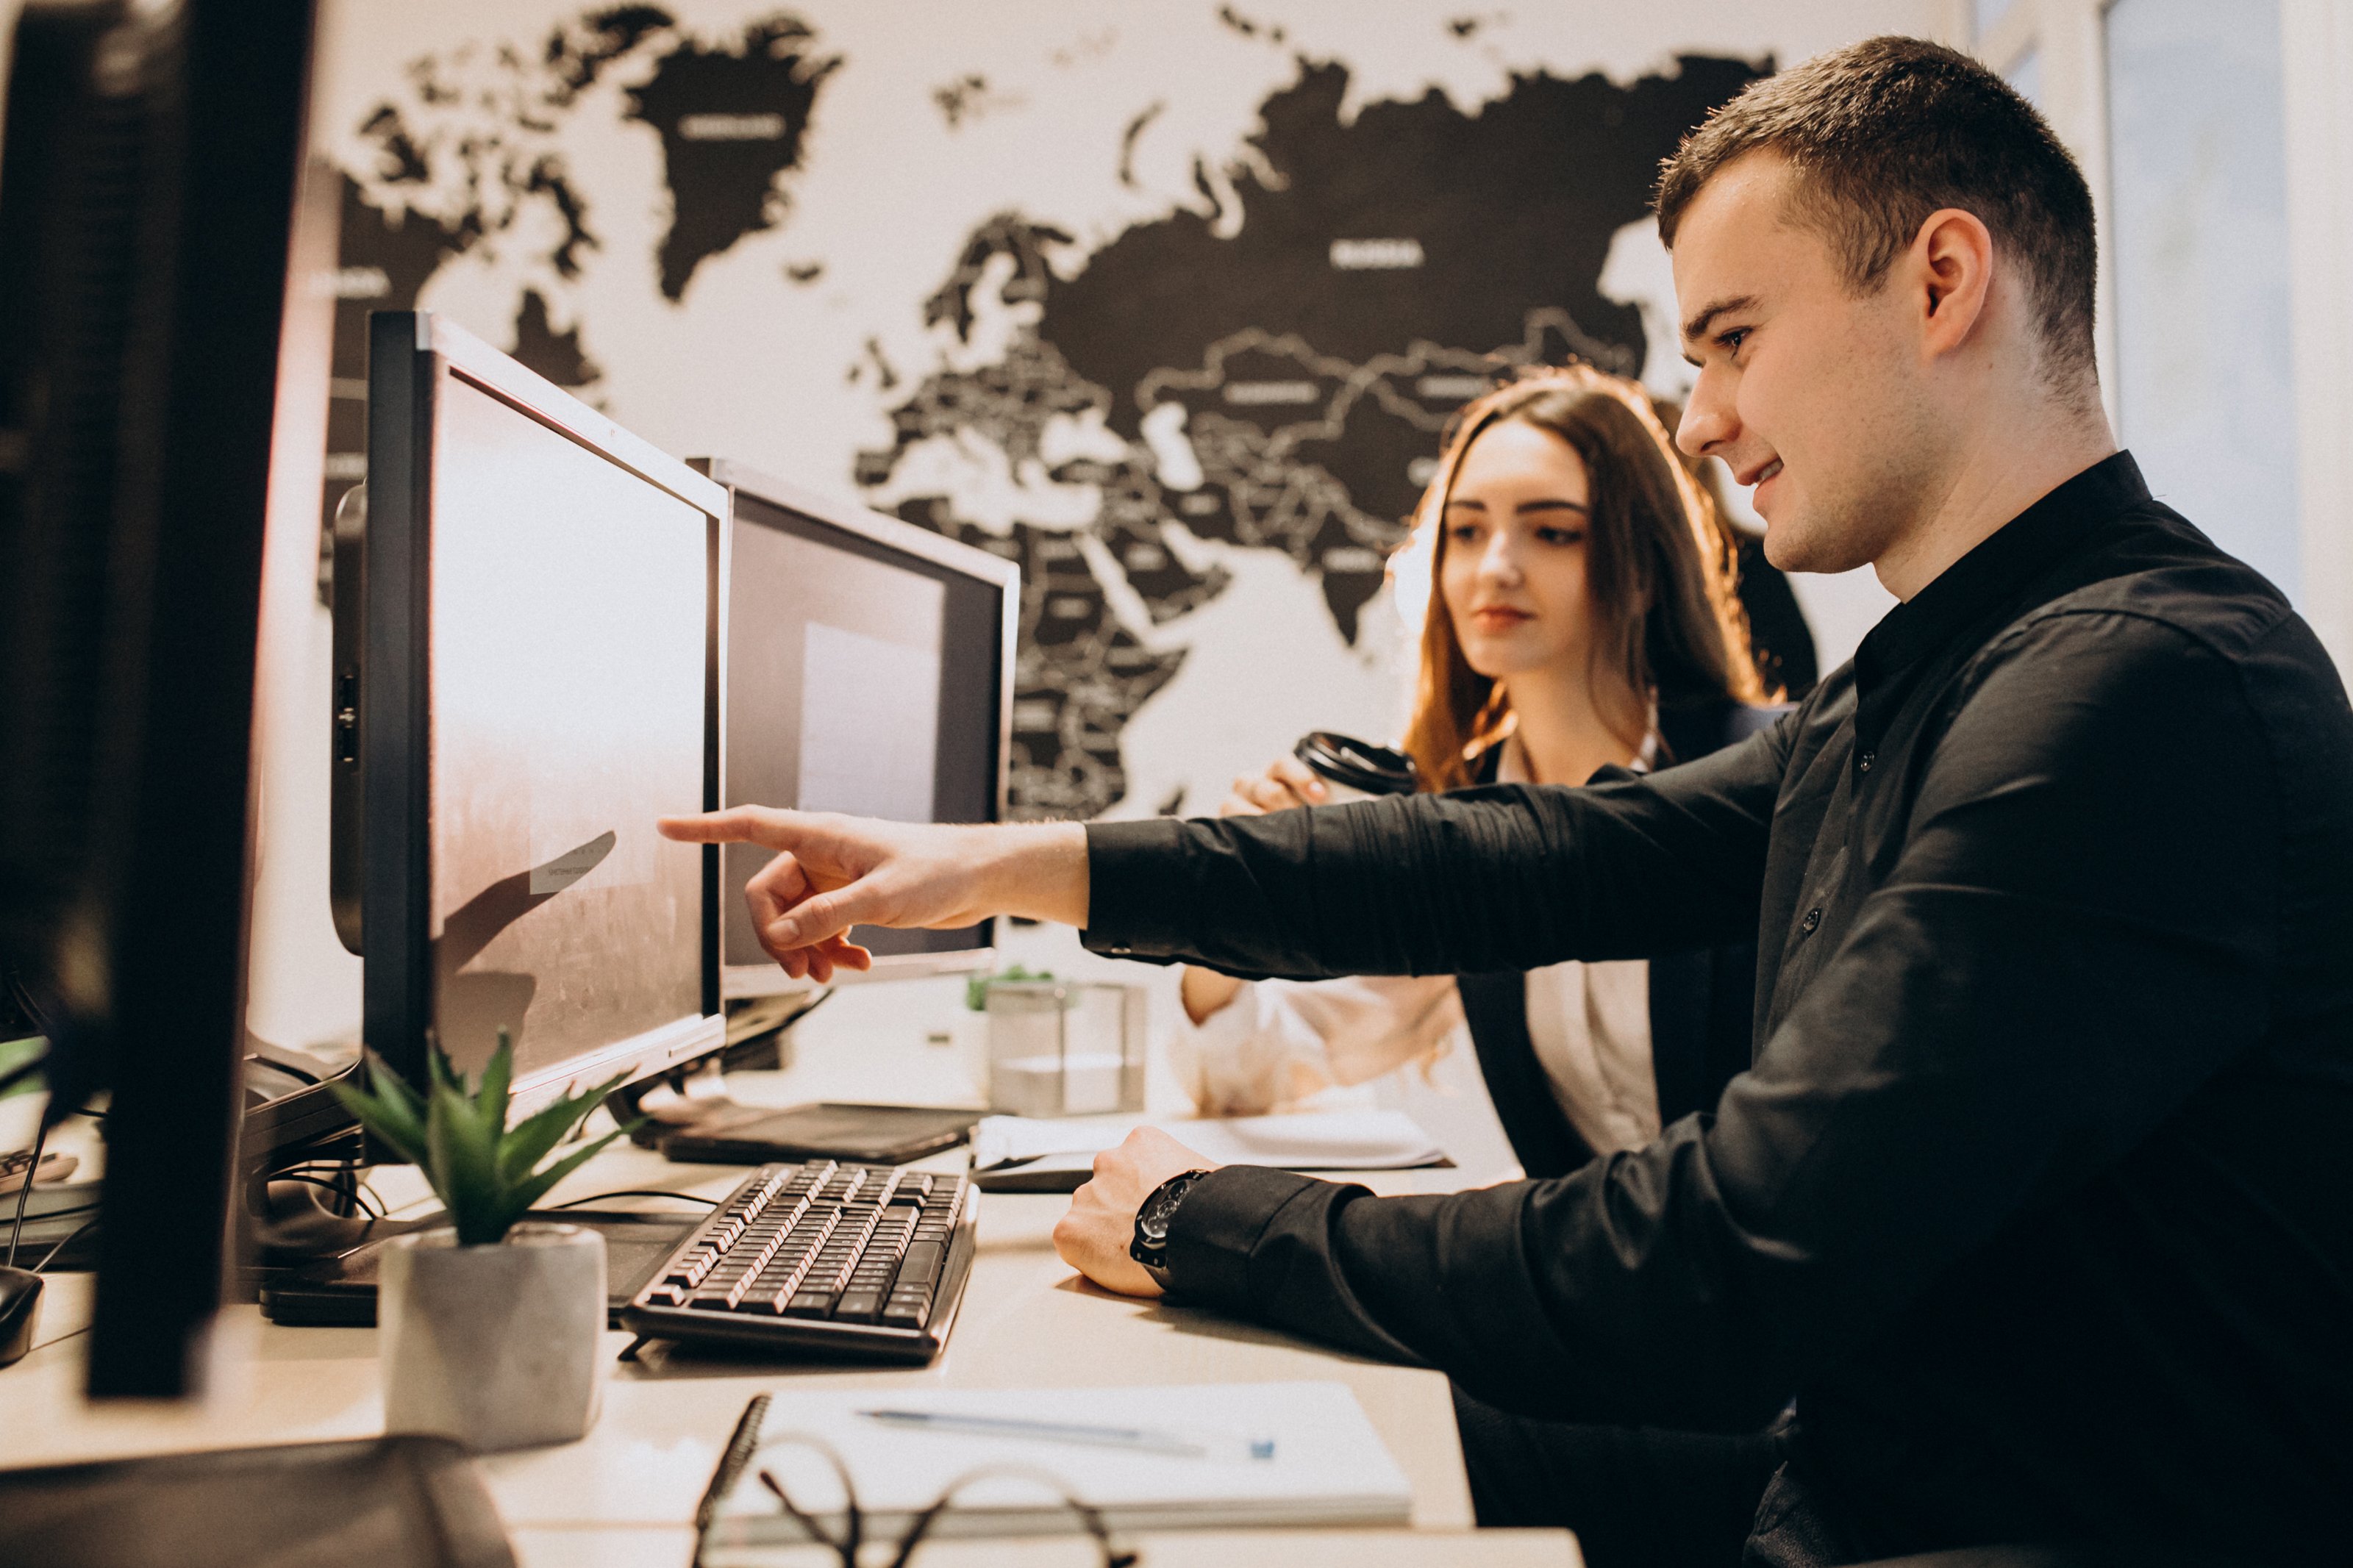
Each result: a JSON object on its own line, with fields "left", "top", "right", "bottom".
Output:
{"left": 1129, "top": 1168, "right": 1212, "bottom": 1290}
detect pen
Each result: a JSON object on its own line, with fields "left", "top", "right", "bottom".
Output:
{"left": 856, "top": 1406, "right": 1276, "bottom": 1461}
{"left": 697, "top": 1393, "right": 772, "bottom": 1534}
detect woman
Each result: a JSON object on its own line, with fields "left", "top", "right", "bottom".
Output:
{"left": 1175, "top": 365, "right": 1788, "bottom": 1182}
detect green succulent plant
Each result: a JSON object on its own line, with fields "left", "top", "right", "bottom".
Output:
{"left": 963, "top": 964, "right": 1056, "bottom": 1012}
{"left": 332, "top": 1029, "right": 636, "bottom": 1246}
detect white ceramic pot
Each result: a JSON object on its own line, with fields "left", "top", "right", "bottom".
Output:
{"left": 380, "top": 1222, "right": 605, "bottom": 1453}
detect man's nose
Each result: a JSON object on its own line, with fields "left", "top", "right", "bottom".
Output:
{"left": 1678, "top": 370, "right": 1737, "bottom": 458}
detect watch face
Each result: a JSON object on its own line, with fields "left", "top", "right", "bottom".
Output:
{"left": 1139, "top": 1189, "right": 1179, "bottom": 1242}
{"left": 1135, "top": 1171, "right": 1200, "bottom": 1253}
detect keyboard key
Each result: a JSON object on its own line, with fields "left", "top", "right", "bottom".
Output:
{"left": 881, "top": 1296, "right": 929, "bottom": 1330}
{"left": 832, "top": 1290, "right": 882, "bottom": 1322}
{"left": 784, "top": 1291, "right": 836, "bottom": 1318}
{"left": 894, "top": 1241, "right": 944, "bottom": 1289}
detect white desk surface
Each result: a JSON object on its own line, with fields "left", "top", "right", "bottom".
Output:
{"left": 0, "top": 975, "right": 1574, "bottom": 1567}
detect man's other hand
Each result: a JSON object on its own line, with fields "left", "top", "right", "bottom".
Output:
{"left": 656, "top": 808, "right": 1088, "bottom": 983}
{"left": 1052, "top": 1126, "right": 1218, "bottom": 1298}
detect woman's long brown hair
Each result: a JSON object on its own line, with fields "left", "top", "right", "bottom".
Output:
{"left": 1399, "top": 366, "right": 1766, "bottom": 792}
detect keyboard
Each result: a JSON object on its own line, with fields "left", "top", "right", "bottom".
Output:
{"left": 618, "top": 1160, "right": 976, "bottom": 1364}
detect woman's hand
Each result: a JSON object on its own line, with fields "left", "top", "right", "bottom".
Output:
{"left": 1218, "top": 752, "right": 1329, "bottom": 817}
{"left": 1051, "top": 1127, "right": 1218, "bottom": 1297}
{"left": 1185, "top": 753, "right": 1328, "bottom": 1022}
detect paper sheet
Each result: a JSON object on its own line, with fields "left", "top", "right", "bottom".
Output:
{"left": 701, "top": 1381, "right": 1411, "bottom": 1553}
{"left": 969, "top": 1109, "right": 1449, "bottom": 1192}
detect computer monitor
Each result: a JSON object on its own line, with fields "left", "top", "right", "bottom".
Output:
{"left": 0, "top": 0, "right": 317, "bottom": 1397}
{"left": 690, "top": 461, "right": 1016, "bottom": 998}
{"left": 338, "top": 312, "right": 726, "bottom": 1109}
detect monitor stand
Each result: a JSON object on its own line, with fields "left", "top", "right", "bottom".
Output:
{"left": 605, "top": 989, "right": 828, "bottom": 1144}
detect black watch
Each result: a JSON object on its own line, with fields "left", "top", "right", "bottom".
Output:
{"left": 1129, "top": 1168, "right": 1212, "bottom": 1290}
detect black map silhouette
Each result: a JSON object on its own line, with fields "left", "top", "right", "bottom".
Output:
{"left": 316, "top": 7, "right": 832, "bottom": 585}
{"left": 860, "top": 55, "right": 1768, "bottom": 817}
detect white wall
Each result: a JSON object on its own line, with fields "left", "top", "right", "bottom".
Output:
{"left": 1974, "top": 0, "right": 2353, "bottom": 674}
{"left": 2282, "top": 0, "right": 2353, "bottom": 670}
{"left": 2106, "top": 0, "right": 2299, "bottom": 594}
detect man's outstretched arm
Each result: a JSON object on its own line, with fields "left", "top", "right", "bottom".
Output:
{"left": 661, "top": 709, "right": 1793, "bottom": 984}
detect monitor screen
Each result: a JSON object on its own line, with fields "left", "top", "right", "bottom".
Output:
{"left": 722, "top": 481, "right": 1009, "bottom": 986}
{"left": 427, "top": 376, "right": 708, "bottom": 1083}
{"left": 353, "top": 312, "right": 724, "bottom": 1109}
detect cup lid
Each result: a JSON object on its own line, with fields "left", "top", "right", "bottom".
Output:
{"left": 1293, "top": 731, "right": 1421, "bottom": 796}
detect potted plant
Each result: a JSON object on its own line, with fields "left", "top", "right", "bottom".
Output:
{"left": 334, "top": 1031, "right": 633, "bottom": 1453}
{"left": 951, "top": 965, "right": 1054, "bottom": 1099}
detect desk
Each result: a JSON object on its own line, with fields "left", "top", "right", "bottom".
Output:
{"left": 0, "top": 976, "right": 1576, "bottom": 1566}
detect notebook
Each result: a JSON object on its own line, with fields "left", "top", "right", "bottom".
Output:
{"left": 696, "top": 1381, "right": 1412, "bottom": 1561}
{"left": 969, "top": 1110, "right": 1451, "bottom": 1192}
{"left": 659, "top": 1101, "right": 981, "bottom": 1166}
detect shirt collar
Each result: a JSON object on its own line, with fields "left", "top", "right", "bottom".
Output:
{"left": 1854, "top": 451, "right": 2151, "bottom": 691}
{"left": 1496, "top": 727, "right": 1656, "bottom": 787}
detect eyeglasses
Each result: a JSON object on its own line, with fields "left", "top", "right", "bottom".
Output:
{"left": 745, "top": 1431, "right": 1138, "bottom": 1568}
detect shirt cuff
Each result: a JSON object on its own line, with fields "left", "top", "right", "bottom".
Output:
{"left": 1080, "top": 817, "right": 1193, "bottom": 962}
{"left": 1163, "top": 1164, "right": 1327, "bottom": 1307}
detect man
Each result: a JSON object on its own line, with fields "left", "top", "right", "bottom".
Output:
{"left": 663, "top": 37, "right": 2353, "bottom": 1566}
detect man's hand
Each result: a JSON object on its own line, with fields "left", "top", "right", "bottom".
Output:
{"left": 1051, "top": 1126, "right": 1218, "bottom": 1298}
{"left": 657, "top": 808, "right": 1089, "bottom": 983}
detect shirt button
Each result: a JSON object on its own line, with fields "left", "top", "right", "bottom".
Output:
{"left": 1800, "top": 907, "right": 1822, "bottom": 934}
{"left": 1857, "top": 751, "right": 1875, "bottom": 773}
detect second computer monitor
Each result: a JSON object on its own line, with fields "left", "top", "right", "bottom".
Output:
{"left": 693, "top": 461, "right": 1015, "bottom": 995}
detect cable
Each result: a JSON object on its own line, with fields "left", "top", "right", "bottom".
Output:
{"left": 545, "top": 1189, "right": 719, "bottom": 1210}
{"left": 276, "top": 1165, "right": 389, "bottom": 1220}
{"left": 6, "top": 1119, "right": 49, "bottom": 1269}
{"left": 31, "top": 1216, "right": 99, "bottom": 1274}
{"left": 5, "top": 971, "right": 57, "bottom": 1039}
{"left": 265, "top": 1171, "right": 386, "bottom": 1219}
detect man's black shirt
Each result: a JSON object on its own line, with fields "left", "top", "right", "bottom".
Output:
{"left": 1082, "top": 454, "right": 2353, "bottom": 1561}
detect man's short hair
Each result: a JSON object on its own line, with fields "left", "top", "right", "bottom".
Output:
{"left": 1655, "top": 35, "right": 2097, "bottom": 387}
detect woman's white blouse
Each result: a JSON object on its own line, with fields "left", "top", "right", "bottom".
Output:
{"left": 1169, "top": 737, "right": 1665, "bottom": 1156}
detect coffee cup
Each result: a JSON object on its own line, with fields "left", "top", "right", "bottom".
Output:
{"left": 1293, "top": 731, "right": 1421, "bottom": 803}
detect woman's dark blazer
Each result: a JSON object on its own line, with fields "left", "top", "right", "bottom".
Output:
{"left": 1453, "top": 700, "right": 1783, "bottom": 1178}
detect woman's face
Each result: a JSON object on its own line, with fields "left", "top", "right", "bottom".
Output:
{"left": 1439, "top": 418, "right": 1596, "bottom": 681}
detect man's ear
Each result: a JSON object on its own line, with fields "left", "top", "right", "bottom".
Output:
{"left": 1911, "top": 207, "right": 1996, "bottom": 361}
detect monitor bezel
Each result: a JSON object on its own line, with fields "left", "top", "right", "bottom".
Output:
{"left": 364, "top": 310, "right": 728, "bottom": 1110}
{"left": 690, "top": 458, "right": 1018, "bottom": 996}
